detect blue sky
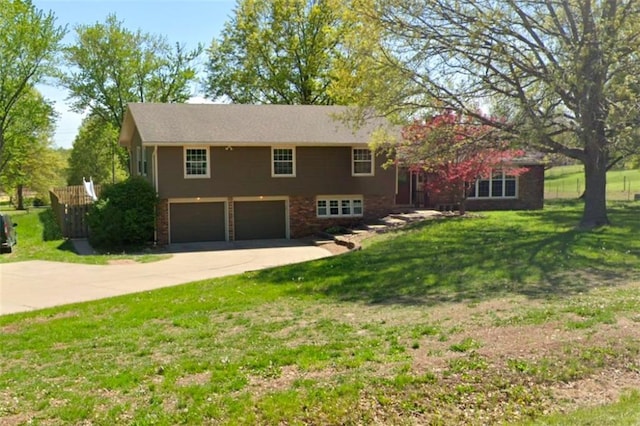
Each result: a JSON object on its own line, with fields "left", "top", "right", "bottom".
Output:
{"left": 33, "top": 0, "right": 236, "bottom": 148}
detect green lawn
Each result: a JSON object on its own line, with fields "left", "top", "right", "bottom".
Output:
{"left": 545, "top": 165, "right": 640, "bottom": 200}
{"left": 1, "top": 201, "right": 639, "bottom": 424}
{"left": 0, "top": 207, "right": 166, "bottom": 264}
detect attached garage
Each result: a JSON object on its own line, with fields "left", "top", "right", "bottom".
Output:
{"left": 169, "top": 201, "right": 226, "bottom": 243}
{"left": 234, "top": 200, "right": 287, "bottom": 240}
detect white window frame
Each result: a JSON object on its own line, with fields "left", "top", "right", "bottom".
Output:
{"left": 184, "top": 147, "right": 210, "bottom": 179}
{"left": 352, "top": 148, "right": 374, "bottom": 176}
{"left": 137, "top": 146, "right": 148, "bottom": 176}
{"left": 469, "top": 171, "right": 518, "bottom": 199}
{"left": 316, "top": 196, "right": 364, "bottom": 218}
{"left": 271, "top": 147, "right": 296, "bottom": 177}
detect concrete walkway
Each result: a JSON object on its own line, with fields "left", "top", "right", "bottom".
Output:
{"left": 0, "top": 240, "right": 331, "bottom": 315}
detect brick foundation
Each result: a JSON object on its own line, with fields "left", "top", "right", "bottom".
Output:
{"left": 156, "top": 199, "right": 169, "bottom": 245}
{"left": 466, "top": 165, "right": 545, "bottom": 211}
{"left": 156, "top": 194, "right": 395, "bottom": 244}
{"left": 289, "top": 194, "right": 393, "bottom": 238}
{"left": 227, "top": 197, "right": 234, "bottom": 241}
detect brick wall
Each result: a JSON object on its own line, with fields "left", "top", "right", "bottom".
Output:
{"left": 466, "top": 165, "right": 545, "bottom": 211}
{"left": 156, "top": 194, "right": 395, "bottom": 244}
{"left": 289, "top": 194, "right": 393, "bottom": 237}
{"left": 157, "top": 199, "right": 169, "bottom": 245}
{"left": 227, "top": 197, "right": 234, "bottom": 240}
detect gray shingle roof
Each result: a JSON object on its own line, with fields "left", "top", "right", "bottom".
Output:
{"left": 120, "top": 103, "right": 390, "bottom": 147}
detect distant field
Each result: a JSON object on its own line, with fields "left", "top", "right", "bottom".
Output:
{"left": 545, "top": 165, "right": 640, "bottom": 200}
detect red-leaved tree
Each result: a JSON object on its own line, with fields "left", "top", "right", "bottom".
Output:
{"left": 399, "top": 111, "right": 528, "bottom": 214}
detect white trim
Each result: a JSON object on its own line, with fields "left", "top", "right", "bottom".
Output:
{"left": 232, "top": 195, "right": 289, "bottom": 202}
{"left": 316, "top": 195, "right": 364, "bottom": 218}
{"left": 142, "top": 147, "right": 147, "bottom": 176}
{"left": 468, "top": 172, "right": 519, "bottom": 199}
{"left": 167, "top": 197, "right": 229, "bottom": 243}
{"left": 170, "top": 197, "right": 229, "bottom": 203}
{"left": 395, "top": 164, "right": 399, "bottom": 195}
{"left": 183, "top": 146, "right": 211, "bottom": 179}
{"left": 271, "top": 147, "right": 296, "bottom": 177}
{"left": 352, "top": 148, "right": 375, "bottom": 176}
{"left": 153, "top": 146, "right": 159, "bottom": 192}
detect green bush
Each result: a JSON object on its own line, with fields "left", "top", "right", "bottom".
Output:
{"left": 87, "top": 177, "right": 157, "bottom": 250}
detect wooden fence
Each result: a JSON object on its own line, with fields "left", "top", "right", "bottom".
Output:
{"left": 50, "top": 185, "right": 102, "bottom": 238}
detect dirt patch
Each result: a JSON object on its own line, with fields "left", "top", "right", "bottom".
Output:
{"left": 246, "top": 364, "right": 343, "bottom": 396}
{"left": 108, "top": 259, "right": 137, "bottom": 265}
{"left": 176, "top": 371, "right": 212, "bottom": 387}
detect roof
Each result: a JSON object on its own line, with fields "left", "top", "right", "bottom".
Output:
{"left": 119, "top": 103, "right": 391, "bottom": 147}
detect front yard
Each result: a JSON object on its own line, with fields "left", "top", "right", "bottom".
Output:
{"left": 0, "top": 208, "right": 165, "bottom": 264}
{"left": 1, "top": 201, "right": 639, "bottom": 424}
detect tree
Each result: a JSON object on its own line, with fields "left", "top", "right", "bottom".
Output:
{"left": 62, "top": 14, "right": 202, "bottom": 129}
{"left": 0, "top": 0, "right": 65, "bottom": 174}
{"left": 205, "top": 0, "right": 353, "bottom": 104}
{"left": 67, "top": 114, "right": 127, "bottom": 186}
{"left": 398, "top": 112, "right": 528, "bottom": 214}
{"left": 0, "top": 87, "right": 62, "bottom": 209}
{"left": 87, "top": 177, "right": 157, "bottom": 250}
{"left": 352, "top": 0, "right": 640, "bottom": 228}
{"left": 61, "top": 14, "right": 201, "bottom": 182}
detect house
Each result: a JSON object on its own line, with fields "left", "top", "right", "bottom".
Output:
{"left": 119, "top": 103, "right": 397, "bottom": 245}
{"left": 395, "top": 157, "right": 545, "bottom": 211}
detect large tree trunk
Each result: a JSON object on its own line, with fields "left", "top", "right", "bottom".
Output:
{"left": 580, "top": 138, "right": 609, "bottom": 229}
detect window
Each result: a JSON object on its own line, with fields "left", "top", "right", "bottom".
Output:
{"left": 316, "top": 196, "right": 364, "bottom": 218}
{"left": 469, "top": 172, "right": 517, "bottom": 198}
{"left": 272, "top": 147, "right": 295, "bottom": 177}
{"left": 137, "top": 147, "right": 147, "bottom": 176}
{"left": 184, "top": 147, "right": 210, "bottom": 178}
{"left": 352, "top": 148, "right": 374, "bottom": 176}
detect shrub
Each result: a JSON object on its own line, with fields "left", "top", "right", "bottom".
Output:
{"left": 87, "top": 177, "right": 157, "bottom": 250}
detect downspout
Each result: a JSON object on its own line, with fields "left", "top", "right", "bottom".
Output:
{"left": 153, "top": 145, "right": 159, "bottom": 192}
{"left": 153, "top": 145, "right": 159, "bottom": 245}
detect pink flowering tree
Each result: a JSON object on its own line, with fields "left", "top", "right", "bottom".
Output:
{"left": 399, "top": 111, "right": 528, "bottom": 214}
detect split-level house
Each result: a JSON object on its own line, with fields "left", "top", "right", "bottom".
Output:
{"left": 119, "top": 103, "right": 397, "bottom": 245}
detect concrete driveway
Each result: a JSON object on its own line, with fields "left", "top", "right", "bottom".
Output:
{"left": 0, "top": 240, "right": 331, "bottom": 315}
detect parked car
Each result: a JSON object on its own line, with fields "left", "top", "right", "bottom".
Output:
{"left": 0, "top": 214, "right": 17, "bottom": 253}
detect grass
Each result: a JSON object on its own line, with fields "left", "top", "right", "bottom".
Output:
{"left": 0, "top": 207, "right": 167, "bottom": 264}
{"left": 545, "top": 164, "right": 640, "bottom": 200}
{"left": 1, "top": 200, "right": 639, "bottom": 424}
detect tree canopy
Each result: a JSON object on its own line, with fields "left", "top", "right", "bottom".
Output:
{"left": 352, "top": 0, "right": 640, "bottom": 228}
{"left": 205, "top": 0, "right": 354, "bottom": 104}
{"left": 62, "top": 14, "right": 202, "bottom": 129}
{"left": 67, "top": 114, "right": 127, "bottom": 186}
{"left": 0, "top": 0, "right": 65, "bottom": 173}
{"left": 0, "top": 87, "right": 64, "bottom": 208}
{"left": 398, "top": 112, "right": 528, "bottom": 213}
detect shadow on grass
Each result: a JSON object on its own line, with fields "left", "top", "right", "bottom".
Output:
{"left": 257, "top": 203, "right": 640, "bottom": 306}
{"left": 38, "top": 209, "right": 77, "bottom": 254}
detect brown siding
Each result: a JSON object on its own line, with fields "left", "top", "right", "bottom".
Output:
{"left": 156, "top": 146, "right": 396, "bottom": 199}
{"left": 130, "top": 129, "right": 154, "bottom": 187}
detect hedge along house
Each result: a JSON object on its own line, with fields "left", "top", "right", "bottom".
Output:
{"left": 119, "top": 103, "right": 397, "bottom": 245}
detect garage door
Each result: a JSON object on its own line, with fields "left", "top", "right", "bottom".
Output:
{"left": 170, "top": 202, "right": 226, "bottom": 243}
{"left": 234, "top": 200, "right": 286, "bottom": 240}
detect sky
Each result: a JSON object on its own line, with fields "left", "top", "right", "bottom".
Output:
{"left": 32, "top": 0, "right": 236, "bottom": 149}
